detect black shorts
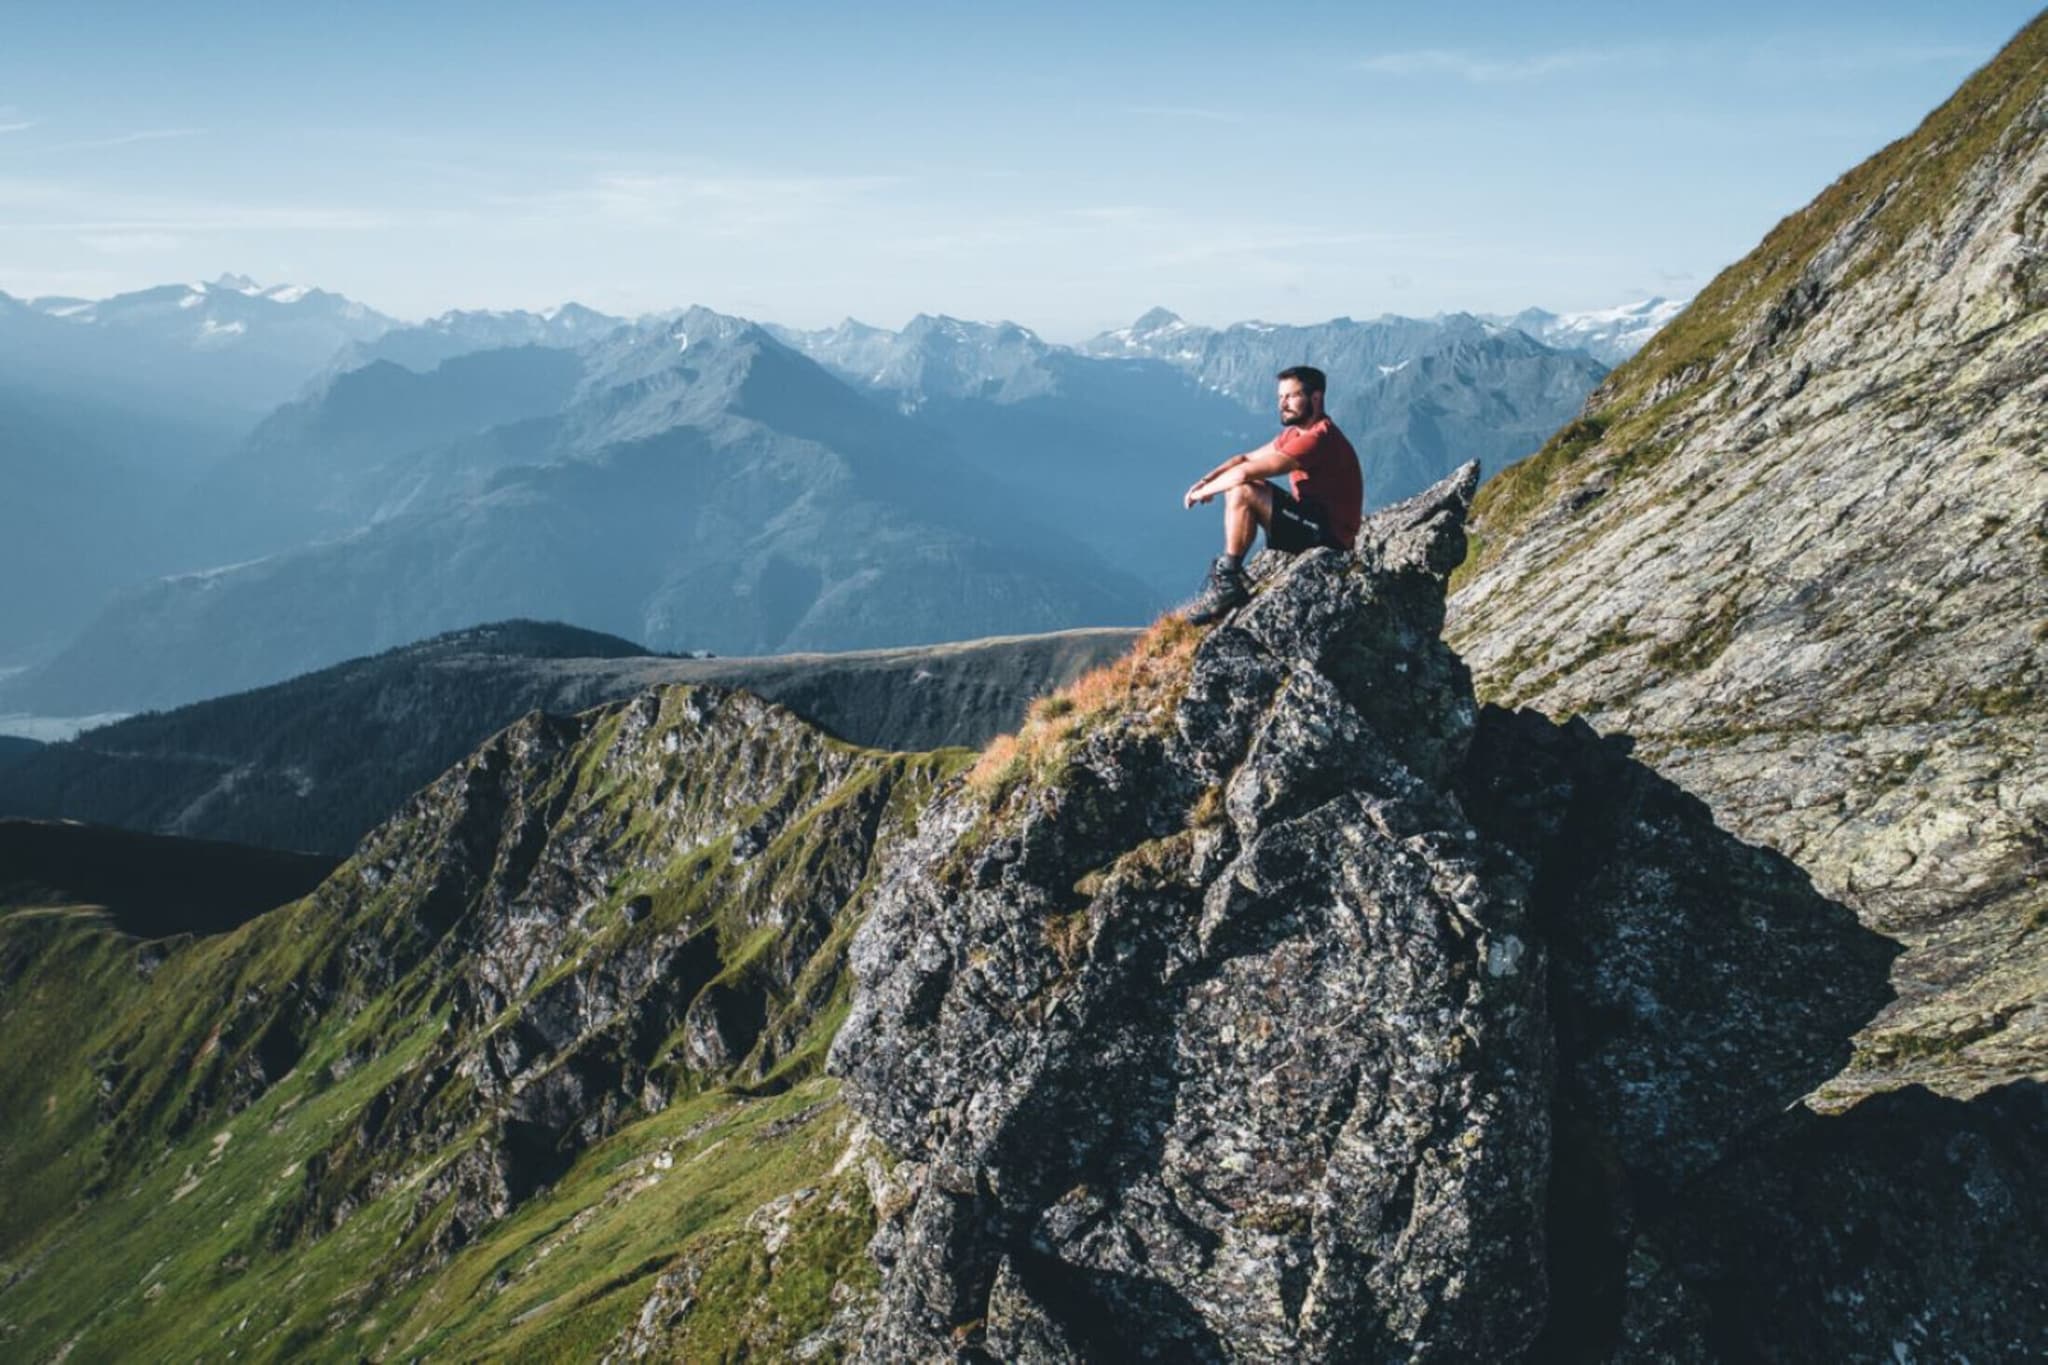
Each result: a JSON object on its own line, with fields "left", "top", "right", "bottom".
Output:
{"left": 1265, "top": 484, "right": 1337, "bottom": 553}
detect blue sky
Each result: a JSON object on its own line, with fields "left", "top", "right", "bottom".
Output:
{"left": 0, "top": 1, "right": 2038, "bottom": 338}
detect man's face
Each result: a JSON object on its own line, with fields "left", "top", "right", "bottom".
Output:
{"left": 1277, "top": 377, "right": 1319, "bottom": 427}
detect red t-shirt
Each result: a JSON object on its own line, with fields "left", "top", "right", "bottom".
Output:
{"left": 1274, "top": 416, "right": 1363, "bottom": 547}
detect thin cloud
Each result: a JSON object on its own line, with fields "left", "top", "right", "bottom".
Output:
{"left": 52, "top": 209, "right": 386, "bottom": 232}
{"left": 1150, "top": 229, "right": 1428, "bottom": 268}
{"left": 0, "top": 176, "right": 389, "bottom": 233}
{"left": 79, "top": 231, "right": 184, "bottom": 254}
{"left": 491, "top": 170, "right": 905, "bottom": 235}
{"left": 0, "top": 120, "right": 36, "bottom": 134}
{"left": 38, "top": 127, "right": 203, "bottom": 153}
{"left": 1121, "top": 104, "right": 1247, "bottom": 125}
{"left": 1356, "top": 46, "right": 1654, "bottom": 82}
{"left": 1745, "top": 41, "right": 1985, "bottom": 76}
{"left": 1062, "top": 206, "right": 1150, "bottom": 224}
{"left": 1357, "top": 37, "right": 1984, "bottom": 86}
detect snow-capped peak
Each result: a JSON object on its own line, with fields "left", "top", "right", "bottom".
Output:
{"left": 1498, "top": 295, "right": 1691, "bottom": 364}
{"left": 1554, "top": 296, "right": 1683, "bottom": 328}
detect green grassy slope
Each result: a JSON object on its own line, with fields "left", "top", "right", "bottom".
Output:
{"left": 0, "top": 685, "right": 965, "bottom": 1360}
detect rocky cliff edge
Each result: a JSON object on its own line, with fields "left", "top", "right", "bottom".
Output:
{"left": 832, "top": 466, "right": 2045, "bottom": 1360}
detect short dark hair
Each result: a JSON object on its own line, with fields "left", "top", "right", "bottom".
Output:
{"left": 1277, "top": 365, "right": 1327, "bottom": 395}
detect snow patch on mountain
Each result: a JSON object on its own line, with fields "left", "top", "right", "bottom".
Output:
{"left": 1499, "top": 296, "right": 1690, "bottom": 364}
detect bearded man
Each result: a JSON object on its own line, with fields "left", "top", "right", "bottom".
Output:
{"left": 1181, "top": 365, "right": 1363, "bottom": 624}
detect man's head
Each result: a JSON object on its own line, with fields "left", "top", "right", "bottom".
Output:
{"left": 1276, "top": 365, "right": 1327, "bottom": 427}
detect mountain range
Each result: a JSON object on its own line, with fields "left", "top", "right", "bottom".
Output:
{"left": 787, "top": 306, "right": 1612, "bottom": 512}
{"left": 4, "top": 289, "right": 1637, "bottom": 712}
{"left": 7, "top": 311, "right": 1161, "bottom": 713}
{"left": 1491, "top": 296, "right": 1690, "bottom": 364}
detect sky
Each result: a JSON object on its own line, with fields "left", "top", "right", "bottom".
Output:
{"left": 0, "top": 1, "right": 2039, "bottom": 340}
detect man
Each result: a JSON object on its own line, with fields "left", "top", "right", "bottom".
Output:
{"left": 1181, "top": 365, "right": 1363, "bottom": 624}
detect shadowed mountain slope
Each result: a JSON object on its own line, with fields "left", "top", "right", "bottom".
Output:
{"left": 0, "top": 819, "right": 336, "bottom": 938}
{"left": 196, "top": 346, "right": 589, "bottom": 560}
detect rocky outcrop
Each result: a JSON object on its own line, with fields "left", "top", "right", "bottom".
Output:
{"left": 1447, "top": 17, "right": 2048, "bottom": 1105}
{"left": 832, "top": 468, "right": 2032, "bottom": 1358}
{"left": 835, "top": 468, "right": 1553, "bottom": 1359}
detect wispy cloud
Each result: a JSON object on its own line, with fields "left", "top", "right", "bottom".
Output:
{"left": 79, "top": 231, "right": 184, "bottom": 254}
{"left": 1121, "top": 104, "right": 1247, "bottom": 125}
{"left": 1149, "top": 229, "right": 1426, "bottom": 268}
{"left": 0, "top": 175, "right": 389, "bottom": 234}
{"left": 1357, "top": 37, "right": 1985, "bottom": 86}
{"left": 490, "top": 169, "right": 905, "bottom": 235}
{"left": 1062, "top": 205, "right": 1150, "bottom": 225}
{"left": 1356, "top": 47, "right": 1653, "bottom": 82}
{"left": 37, "top": 127, "right": 203, "bottom": 154}
{"left": 0, "top": 120, "right": 36, "bottom": 134}
{"left": 1744, "top": 41, "right": 1984, "bottom": 76}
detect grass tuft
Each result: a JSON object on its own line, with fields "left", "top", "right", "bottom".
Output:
{"left": 967, "top": 612, "right": 1202, "bottom": 802}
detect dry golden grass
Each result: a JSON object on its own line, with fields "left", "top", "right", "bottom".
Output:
{"left": 967, "top": 612, "right": 1203, "bottom": 797}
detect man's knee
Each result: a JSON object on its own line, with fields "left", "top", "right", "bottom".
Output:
{"left": 1230, "top": 480, "right": 1272, "bottom": 519}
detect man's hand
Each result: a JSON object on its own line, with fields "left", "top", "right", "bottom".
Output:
{"left": 1185, "top": 440, "right": 1291, "bottom": 510}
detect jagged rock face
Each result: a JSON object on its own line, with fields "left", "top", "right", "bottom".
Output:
{"left": 834, "top": 468, "right": 1557, "bottom": 1360}
{"left": 1449, "top": 20, "right": 2048, "bottom": 1103}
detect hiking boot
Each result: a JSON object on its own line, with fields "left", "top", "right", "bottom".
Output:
{"left": 1184, "top": 558, "right": 1249, "bottom": 625}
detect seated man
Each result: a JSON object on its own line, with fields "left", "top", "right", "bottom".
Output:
{"left": 1181, "top": 364, "right": 1363, "bottom": 624}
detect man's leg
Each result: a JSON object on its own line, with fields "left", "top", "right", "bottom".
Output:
{"left": 1222, "top": 480, "right": 1275, "bottom": 558}
{"left": 1188, "top": 482, "right": 1274, "bottom": 624}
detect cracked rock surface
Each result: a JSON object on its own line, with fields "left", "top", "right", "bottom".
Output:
{"left": 1450, "top": 22, "right": 2048, "bottom": 1104}
{"left": 835, "top": 468, "right": 1553, "bottom": 1360}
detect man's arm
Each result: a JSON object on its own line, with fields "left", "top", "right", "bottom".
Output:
{"left": 1184, "top": 439, "right": 1301, "bottom": 507}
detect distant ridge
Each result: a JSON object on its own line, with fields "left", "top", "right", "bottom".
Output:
{"left": 0, "top": 621, "right": 1140, "bottom": 854}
